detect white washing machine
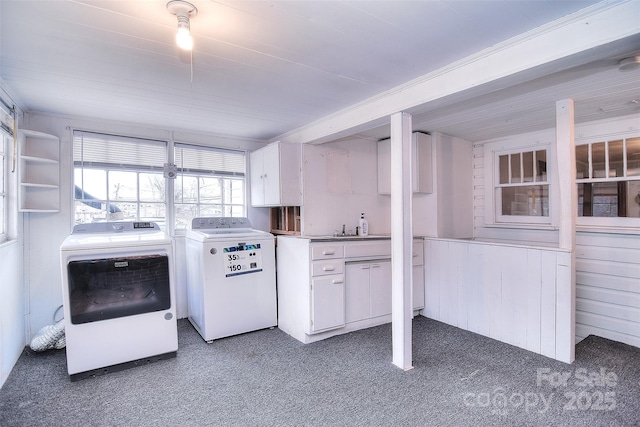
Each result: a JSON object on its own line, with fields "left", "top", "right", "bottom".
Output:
{"left": 60, "top": 222, "right": 178, "bottom": 381}
{"left": 186, "top": 217, "right": 277, "bottom": 342}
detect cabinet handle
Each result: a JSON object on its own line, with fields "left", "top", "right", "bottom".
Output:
{"left": 361, "top": 265, "right": 370, "bottom": 269}
{"left": 371, "top": 264, "right": 381, "bottom": 268}
{"left": 323, "top": 266, "right": 335, "bottom": 271}
{"left": 332, "top": 279, "right": 343, "bottom": 284}
{"left": 323, "top": 250, "right": 335, "bottom": 255}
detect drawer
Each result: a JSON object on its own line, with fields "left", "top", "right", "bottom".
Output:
{"left": 413, "top": 241, "right": 424, "bottom": 266}
{"left": 343, "top": 242, "right": 391, "bottom": 259}
{"left": 311, "top": 244, "right": 344, "bottom": 260}
{"left": 311, "top": 259, "right": 345, "bottom": 276}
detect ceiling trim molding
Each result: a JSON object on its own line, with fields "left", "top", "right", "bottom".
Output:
{"left": 272, "top": 0, "right": 640, "bottom": 145}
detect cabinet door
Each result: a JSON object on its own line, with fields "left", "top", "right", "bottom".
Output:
{"left": 377, "top": 132, "right": 432, "bottom": 195}
{"left": 249, "top": 149, "right": 265, "bottom": 206}
{"left": 370, "top": 261, "right": 392, "bottom": 317}
{"left": 345, "top": 263, "right": 371, "bottom": 323}
{"left": 310, "top": 275, "right": 345, "bottom": 333}
{"left": 412, "top": 265, "right": 425, "bottom": 311}
{"left": 261, "top": 143, "right": 282, "bottom": 206}
{"left": 377, "top": 138, "right": 391, "bottom": 195}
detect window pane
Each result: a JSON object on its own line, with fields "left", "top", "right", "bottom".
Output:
{"left": 175, "top": 204, "right": 198, "bottom": 230}
{"left": 535, "top": 150, "right": 547, "bottom": 182}
{"left": 111, "top": 202, "right": 137, "bottom": 221}
{"left": 175, "top": 175, "right": 198, "bottom": 203}
{"left": 575, "top": 145, "right": 589, "bottom": 179}
{"left": 592, "top": 142, "right": 606, "bottom": 178}
{"left": 139, "top": 172, "right": 165, "bottom": 202}
{"left": 627, "top": 137, "right": 640, "bottom": 177}
{"left": 608, "top": 140, "right": 623, "bottom": 178}
{"left": 579, "top": 181, "right": 640, "bottom": 218}
{"left": 499, "top": 155, "right": 509, "bottom": 184}
{"left": 76, "top": 168, "right": 107, "bottom": 199}
{"left": 109, "top": 171, "right": 137, "bottom": 200}
{"left": 200, "top": 205, "right": 223, "bottom": 216}
{"left": 230, "top": 205, "right": 244, "bottom": 216}
{"left": 230, "top": 179, "right": 244, "bottom": 205}
{"left": 140, "top": 203, "right": 166, "bottom": 224}
{"left": 591, "top": 182, "right": 619, "bottom": 217}
{"left": 522, "top": 151, "right": 533, "bottom": 182}
{"left": 500, "top": 185, "right": 549, "bottom": 216}
{"left": 200, "top": 177, "right": 222, "bottom": 203}
{"left": 510, "top": 153, "right": 521, "bottom": 184}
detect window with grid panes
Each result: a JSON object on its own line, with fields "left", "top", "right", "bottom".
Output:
{"left": 73, "top": 131, "right": 167, "bottom": 227}
{"left": 576, "top": 136, "right": 640, "bottom": 222}
{"left": 174, "top": 143, "right": 245, "bottom": 230}
{"left": 495, "top": 148, "right": 550, "bottom": 223}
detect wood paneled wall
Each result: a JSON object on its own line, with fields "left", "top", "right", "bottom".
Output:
{"left": 424, "top": 238, "right": 573, "bottom": 363}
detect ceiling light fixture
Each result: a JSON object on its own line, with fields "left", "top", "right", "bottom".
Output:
{"left": 618, "top": 56, "right": 640, "bottom": 72}
{"left": 167, "top": 0, "right": 198, "bottom": 51}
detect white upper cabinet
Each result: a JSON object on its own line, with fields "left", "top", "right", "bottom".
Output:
{"left": 250, "top": 142, "right": 302, "bottom": 207}
{"left": 377, "top": 131, "right": 433, "bottom": 194}
{"left": 17, "top": 129, "right": 60, "bottom": 212}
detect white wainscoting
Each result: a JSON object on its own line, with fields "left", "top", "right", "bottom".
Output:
{"left": 424, "top": 238, "right": 574, "bottom": 363}
{"left": 575, "top": 231, "right": 640, "bottom": 348}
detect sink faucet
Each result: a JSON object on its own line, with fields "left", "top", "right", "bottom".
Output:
{"left": 342, "top": 224, "right": 346, "bottom": 236}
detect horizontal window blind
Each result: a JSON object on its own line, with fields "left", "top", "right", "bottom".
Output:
{"left": 175, "top": 143, "right": 244, "bottom": 176}
{"left": 73, "top": 131, "right": 166, "bottom": 170}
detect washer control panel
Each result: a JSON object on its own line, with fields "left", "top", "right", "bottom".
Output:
{"left": 191, "top": 217, "right": 252, "bottom": 230}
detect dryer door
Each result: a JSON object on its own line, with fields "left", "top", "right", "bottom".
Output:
{"left": 67, "top": 254, "right": 171, "bottom": 324}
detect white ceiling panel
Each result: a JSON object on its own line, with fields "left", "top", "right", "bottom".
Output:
{"left": 1, "top": 0, "right": 637, "bottom": 143}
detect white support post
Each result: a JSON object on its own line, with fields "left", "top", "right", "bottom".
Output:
{"left": 555, "top": 99, "right": 576, "bottom": 363}
{"left": 390, "top": 112, "right": 413, "bottom": 370}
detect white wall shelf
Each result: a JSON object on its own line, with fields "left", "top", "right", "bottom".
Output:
{"left": 18, "top": 129, "right": 60, "bottom": 212}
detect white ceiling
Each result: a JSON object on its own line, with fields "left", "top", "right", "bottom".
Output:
{"left": 1, "top": 0, "right": 639, "bottom": 144}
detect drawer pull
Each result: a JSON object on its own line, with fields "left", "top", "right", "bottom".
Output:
{"left": 323, "top": 250, "right": 335, "bottom": 255}
{"left": 323, "top": 266, "right": 335, "bottom": 271}
{"left": 332, "top": 279, "right": 343, "bottom": 284}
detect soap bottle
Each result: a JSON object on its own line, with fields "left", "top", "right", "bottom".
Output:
{"left": 359, "top": 212, "right": 368, "bottom": 236}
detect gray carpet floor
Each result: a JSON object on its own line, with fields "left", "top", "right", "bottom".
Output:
{"left": 1, "top": 316, "right": 639, "bottom": 426}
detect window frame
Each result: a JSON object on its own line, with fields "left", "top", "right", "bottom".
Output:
{"left": 484, "top": 137, "right": 555, "bottom": 228}
{"left": 575, "top": 133, "right": 640, "bottom": 229}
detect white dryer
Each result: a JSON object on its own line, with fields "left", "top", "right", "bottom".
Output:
{"left": 186, "top": 217, "right": 277, "bottom": 342}
{"left": 60, "top": 222, "right": 178, "bottom": 381}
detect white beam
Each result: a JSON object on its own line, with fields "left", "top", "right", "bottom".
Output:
{"left": 273, "top": 1, "right": 640, "bottom": 145}
{"left": 390, "top": 111, "right": 413, "bottom": 371}
{"left": 554, "top": 98, "right": 576, "bottom": 363}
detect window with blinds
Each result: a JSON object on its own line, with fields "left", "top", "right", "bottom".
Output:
{"left": 73, "top": 131, "right": 167, "bottom": 226}
{"left": 174, "top": 143, "right": 246, "bottom": 229}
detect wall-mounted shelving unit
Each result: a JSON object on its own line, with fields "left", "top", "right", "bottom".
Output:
{"left": 18, "top": 129, "right": 60, "bottom": 212}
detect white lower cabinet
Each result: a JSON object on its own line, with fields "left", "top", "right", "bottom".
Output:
{"left": 345, "top": 260, "right": 392, "bottom": 323}
{"left": 276, "top": 236, "right": 425, "bottom": 344}
{"left": 310, "top": 274, "right": 345, "bottom": 332}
